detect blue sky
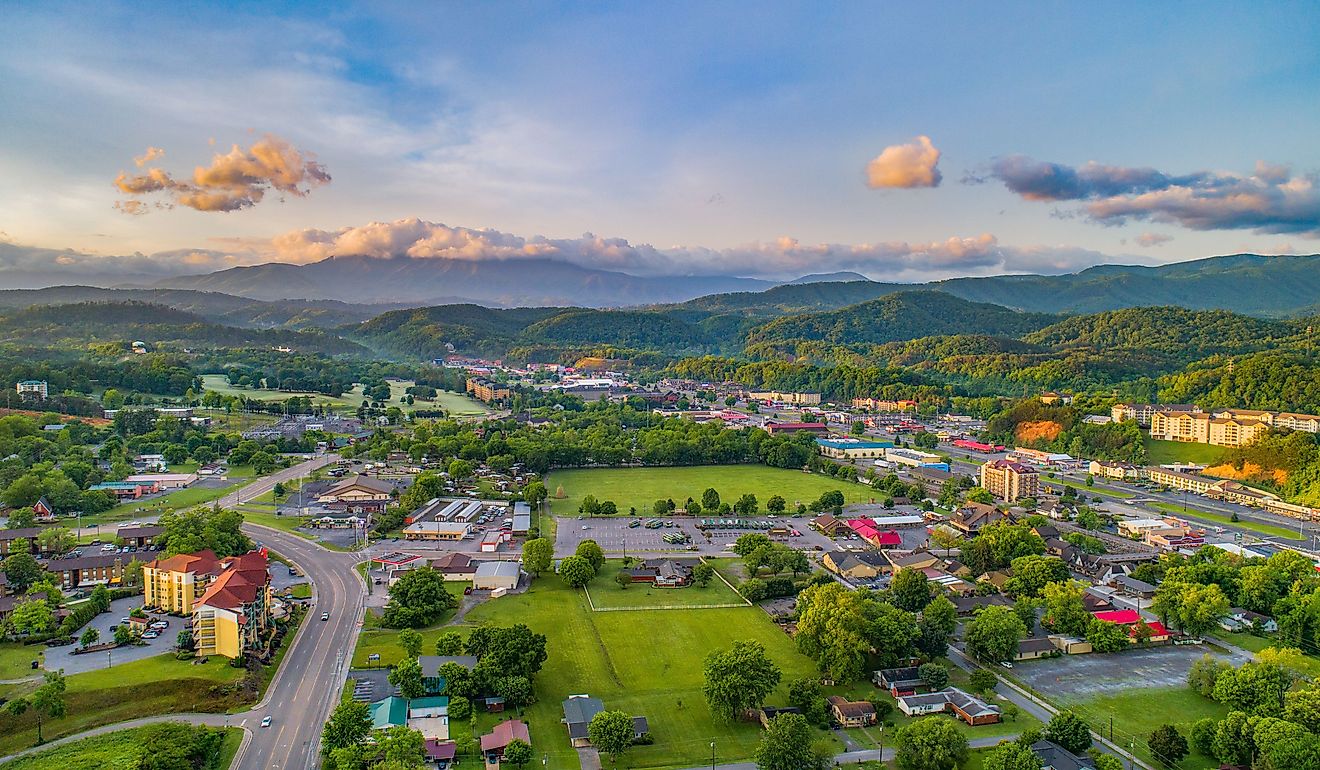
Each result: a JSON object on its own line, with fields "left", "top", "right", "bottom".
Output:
{"left": 2, "top": 1, "right": 1319, "bottom": 281}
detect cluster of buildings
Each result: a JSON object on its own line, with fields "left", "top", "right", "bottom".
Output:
{"left": 851, "top": 397, "right": 919, "bottom": 412}
{"left": 465, "top": 379, "right": 512, "bottom": 404}
{"left": 241, "top": 414, "right": 364, "bottom": 441}
{"left": 142, "top": 548, "right": 276, "bottom": 659}
{"left": 747, "top": 390, "right": 821, "bottom": 406}
{"left": 1086, "top": 460, "right": 1320, "bottom": 520}
{"left": 1113, "top": 402, "right": 1320, "bottom": 447}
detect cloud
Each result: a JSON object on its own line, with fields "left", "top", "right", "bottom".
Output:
{"left": 115, "top": 134, "right": 330, "bottom": 213}
{"left": 865, "top": 136, "right": 942, "bottom": 189}
{"left": 973, "top": 154, "right": 1320, "bottom": 236}
{"left": 1136, "top": 232, "right": 1172, "bottom": 247}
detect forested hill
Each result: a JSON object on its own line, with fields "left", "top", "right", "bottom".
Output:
{"left": 745, "top": 291, "right": 1060, "bottom": 346}
{"left": 0, "top": 301, "right": 369, "bottom": 356}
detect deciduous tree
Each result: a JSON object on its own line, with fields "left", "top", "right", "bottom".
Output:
{"left": 703, "top": 640, "right": 781, "bottom": 720}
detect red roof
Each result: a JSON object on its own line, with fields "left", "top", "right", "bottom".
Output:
{"left": 480, "top": 719, "right": 530, "bottom": 753}
{"left": 1093, "top": 609, "right": 1141, "bottom": 625}
{"left": 874, "top": 530, "right": 902, "bottom": 546}
{"left": 149, "top": 549, "right": 222, "bottom": 576}
{"left": 196, "top": 551, "right": 270, "bottom": 611}
{"left": 1135, "top": 621, "right": 1169, "bottom": 638}
{"left": 769, "top": 422, "right": 827, "bottom": 429}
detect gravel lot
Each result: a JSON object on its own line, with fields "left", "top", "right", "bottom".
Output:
{"left": 1010, "top": 643, "right": 1248, "bottom": 699}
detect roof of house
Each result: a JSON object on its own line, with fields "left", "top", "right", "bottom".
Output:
{"left": 954, "top": 502, "right": 1005, "bottom": 528}
{"left": 480, "top": 719, "right": 530, "bottom": 752}
{"left": 1030, "top": 739, "right": 1095, "bottom": 770}
{"left": 562, "top": 696, "right": 605, "bottom": 729}
{"left": 425, "top": 739, "right": 458, "bottom": 761}
{"left": 887, "top": 550, "right": 938, "bottom": 569}
{"left": 826, "top": 695, "right": 876, "bottom": 718}
{"left": 1092, "top": 609, "right": 1141, "bottom": 624}
{"left": 419, "top": 655, "right": 479, "bottom": 678}
{"left": 0, "top": 528, "right": 45, "bottom": 541}
{"left": 409, "top": 695, "right": 450, "bottom": 713}
{"left": 1116, "top": 575, "right": 1156, "bottom": 592}
{"left": 952, "top": 594, "right": 1013, "bottom": 614}
{"left": 370, "top": 696, "right": 409, "bottom": 729}
{"left": 429, "top": 552, "right": 475, "bottom": 571}
{"left": 1018, "top": 637, "right": 1057, "bottom": 654}
{"left": 877, "top": 666, "right": 923, "bottom": 684}
{"left": 116, "top": 525, "right": 164, "bottom": 538}
{"left": 827, "top": 550, "right": 889, "bottom": 571}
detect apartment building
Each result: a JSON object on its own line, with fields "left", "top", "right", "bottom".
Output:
{"left": 979, "top": 459, "right": 1040, "bottom": 502}
{"left": 465, "top": 379, "right": 512, "bottom": 404}
{"left": 192, "top": 551, "right": 273, "bottom": 659}
{"left": 1111, "top": 403, "right": 1200, "bottom": 427}
{"left": 851, "top": 397, "right": 918, "bottom": 412}
{"left": 144, "top": 550, "right": 224, "bottom": 615}
{"left": 748, "top": 390, "right": 821, "bottom": 405}
{"left": 1207, "top": 417, "right": 1270, "bottom": 448}
{"left": 15, "top": 380, "right": 48, "bottom": 399}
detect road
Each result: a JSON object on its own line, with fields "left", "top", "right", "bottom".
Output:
{"left": 677, "top": 732, "right": 1021, "bottom": 770}
{"left": 2, "top": 454, "right": 365, "bottom": 770}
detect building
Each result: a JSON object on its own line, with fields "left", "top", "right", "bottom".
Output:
{"left": 317, "top": 475, "right": 393, "bottom": 515}
{"left": 511, "top": 502, "right": 532, "bottom": 534}
{"left": 560, "top": 696, "right": 648, "bottom": 749}
{"left": 896, "top": 688, "right": 1000, "bottom": 725}
{"left": 1087, "top": 460, "right": 1145, "bottom": 481}
{"left": 1220, "top": 608, "right": 1278, "bottom": 634}
{"left": 466, "top": 379, "right": 512, "bottom": 404}
{"left": 1207, "top": 416, "right": 1269, "bottom": 448}
{"left": 884, "top": 447, "right": 949, "bottom": 472}
{"left": 764, "top": 421, "right": 829, "bottom": 436}
{"left": 810, "top": 514, "right": 851, "bottom": 537}
{"left": 826, "top": 695, "right": 877, "bottom": 727}
{"left": 1039, "top": 392, "right": 1073, "bottom": 405}
{"left": 1145, "top": 467, "right": 1215, "bottom": 495}
{"left": 1111, "top": 403, "right": 1200, "bottom": 426}
{"left": 419, "top": 655, "right": 479, "bottom": 694}
{"left": 852, "top": 397, "right": 918, "bottom": 412}
{"left": 481, "top": 719, "right": 531, "bottom": 761}
{"left": 15, "top": 379, "right": 48, "bottom": 399}
{"left": 44, "top": 552, "right": 136, "bottom": 589}
{"left": 874, "top": 667, "right": 925, "bottom": 697}
{"left": 625, "top": 558, "right": 695, "bottom": 587}
{"left": 1151, "top": 409, "right": 1270, "bottom": 447}
{"left": 821, "top": 550, "right": 889, "bottom": 581}
{"left": 1030, "top": 739, "right": 1095, "bottom": 770}
{"left": 473, "top": 561, "right": 521, "bottom": 591}
{"left": 0, "top": 528, "right": 45, "bottom": 557}
{"left": 407, "top": 695, "right": 451, "bottom": 740}
{"left": 116, "top": 525, "right": 165, "bottom": 548}
{"left": 816, "top": 437, "right": 893, "bottom": 460}
{"left": 1091, "top": 609, "right": 1170, "bottom": 642}
{"left": 1015, "top": 637, "right": 1057, "bottom": 661}
{"left": 89, "top": 480, "right": 160, "bottom": 499}
{"left": 979, "top": 459, "right": 1039, "bottom": 502}
{"left": 403, "top": 521, "right": 472, "bottom": 541}
{"left": 844, "top": 519, "right": 902, "bottom": 548}
{"left": 124, "top": 472, "right": 197, "bottom": 490}
{"left": 191, "top": 551, "right": 274, "bottom": 659}
{"left": 144, "top": 550, "right": 224, "bottom": 614}
{"left": 749, "top": 390, "right": 821, "bottom": 405}
{"left": 429, "top": 552, "right": 480, "bottom": 581}
{"left": 371, "top": 695, "right": 409, "bottom": 731}
{"left": 949, "top": 502, "right": 1009, "bottom": 537}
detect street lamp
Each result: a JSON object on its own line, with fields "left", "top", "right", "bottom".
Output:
{"left": 710, "top": 741, "right": 716, "bottom": 770}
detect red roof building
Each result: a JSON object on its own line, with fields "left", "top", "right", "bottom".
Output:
{"left": 480, "top": 719, "right": 530, "bottom": 756}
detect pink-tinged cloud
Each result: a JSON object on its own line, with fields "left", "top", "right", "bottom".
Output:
{"left": 972, "top": 154, "right": 1320, "bottom": 235}
{"left": 1136, "top": 232, "right": 1172, "bottom": 247}
{"left": 114, "top": 134, "right": 330, "bottom": 213}
{"left": 133, "top": 147, "right": 165, "bottom": 167}
{"left": 865, "top": 136, "right": 942, "bottom": 189}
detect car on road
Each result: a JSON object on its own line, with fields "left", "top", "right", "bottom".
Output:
{"left": 321, "top": 612, "right": 330, "bottom": 621}
{"left": 261, "top": 716, "right": 272, "bottom": 728}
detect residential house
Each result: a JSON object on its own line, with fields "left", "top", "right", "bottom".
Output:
{"left": 191, "top": 550, "right": 273, "bottom": 659}
{"left": 408, "top": 695, "right": 451, "bottom": 740}
{"left": 1220, "top": 608, "right": 1278, "bottom": 633}
{"left": 429, "top": 552, "right": 479, "bottom": 581}
{"left": 885, "top": 550, "right": 941, "bottom": 573}
{"left": 1030, "top": 739, "right": 1096, "bottom": 770}
{"left": 758, "top": 706, "right": 802, "bottom": 728}
{"left": 1111, "top": 575, "right": 1156, "bottom": 600}
{"left": 826, "top": 695, "right": 877, "bottom": 727}
{"left": 481, "top": 719, "right": 531, "bottom": 762}
{"left": 1015, "top": 637, "right": 1057, "bottom": 661}
{"left": 822, "top": 551, "right": 889, "bottom": 581}
{"left": 425, "top": 739, "right": 458, "bottom": 769}
{"left": 949, "top": 502, "right": 1008, "bottom": 537}
{"left": 896, "top": 688, "right": 1000, "bottom": 725}
{"left": 561, "top": 696, "right": 646, "bottom": 748}
{"left": 950, "top": 594, "right": 1013, "bottom": 617}
{"left": 810, "top": 514, "right": 851, "bottom": 537}
{"left": 1091, "top": 609, "right": 1170, "bottom": 643}
{"left": 31, "top": 497, "right": 55, "bottom": 523}
{"left": 473, "top": 561, "right": 521, "bottom": 592}
{"left": 370, "top": 696, "right": 409, "bottom": 730}
{"left": 419, "top": 655, "right": 478, "bottom": 694}
{"left": 874, "top": 666, "right": 924, "bottom": 697}
{"left": 625, "top": 558, "right": 695, "bottom": 587}
{"left": 979, "top": 459, "right": 1040, "bottom": 502}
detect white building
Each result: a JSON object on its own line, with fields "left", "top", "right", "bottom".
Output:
{"left": 16, "top": 380, "right": 47, "bottom": 399}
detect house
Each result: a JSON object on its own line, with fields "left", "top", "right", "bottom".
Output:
{"left": 419, "top": 655, "right": 479, "bottom": 694}
{"left": 949, "top": 502, "right": 1008, "bottom": 537}
{"left": 826, "top": 695, "right": 877, "bottom": 727}
{"left": 896, "top": 687, "right": 1000, "bottom": 725}
{"left": 1111, "top": 575, "right": 1156, "bottom": 600}
{"left": 116, "top": 525, "right": 164, "bottom": 548}
{"left": 473, "top": 561, "right": 521, "bottom": 592}
{"left": 481, "top": 719, "right": 531, "bottom": 761}
{"left": 425, "top": 739, "right": 458, "bottom": 769}
{"left": 31, "top": 497, "right": 55, "bottom": 523}
{"left": 979, "top": 570, "right": 1012, "bottom": 591}
{"left": 758, "top": 706, "right": 802, "bottom": 728}
{"left": 874, "top": 666, "right": 924, "bottom": 697}
{"left": 822, "top": 551, "right": 889, "bottom": 581}
{"left": 979, "top": 459, "right": 1040, "bottom": 502}
{"left": 408, "top": 695, "right": 451, "bottom": 740}
{"left": 317, "top": 475, "right": 394, "bottom": 514}
{"left": 950, "top": 594, "right": 1012, "bottom": 617}
{"left": 625, "top": 558, "right": 695, "bottom": 587}
{"left": 191, "top": 551, "right": 274, "bottom": 659}
{"left": 1220, "top": 608, "right": 1278, "bottom": 633}
{"left": 1015, "top": 637, "right": 1057, "bottom": 661}
{"left": 1092, "top": 609, "right": 1171, "bottom": 643}
{"left": 561, "top": 696, "right": 647, "bottom": 748}
{"left": 1030, "top": 739, "right": 1096, "bottom": 770}
{"left": 811, "top": 514, "right": 851, "bottom": 537}
{"left": 429, "top": 552, "right": 480, "bottom": 581}
{"left": 886, "top": 550, "right": 941, "bottom": 573}
{"left": 370, "top": 695, "right": 410, "bottom": 730}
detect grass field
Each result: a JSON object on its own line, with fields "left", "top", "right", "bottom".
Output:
{"left": 199, "top": 375, "right": 489, "bottom": 417}
{"left": 350, "top": 583, "right": 470, "bottom": 668}
{"left": 1149, "top": 502, "right": 1303, "bottom": 539}
{"left": 1144, "top": 437, "right": 1227, "bottom": 466}
{"left": 1044, "top": 477, "right": 1133, "bottom": 499}
{"left": 546, "top": 464, "right": 874, "bottom": 516}
{"left": 0, "top": 654, "right": 247, "bottom": 754}
{"left": 0, "top": 643, "right": 41, "bottom": 680}
{"left": 81, "top": 472, "right": 255, "bottom": 526}
{"left": 1057, "top": 687, "right": 1228, "bottom": 770}
{"left": 3, "top": 724, "right": 244, "bottom": 770}
{"left": 584, "top": 561, "right": 747, "bottom": 609}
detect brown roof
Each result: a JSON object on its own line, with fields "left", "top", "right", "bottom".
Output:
{"left": 149, "top": 549, "right": 222, "bottom": 576}
{"left": 826, "top": 695, "right": 876, "bottom": 718}
{"left": 430, "top": 552, "right": 475, "bottom": 571}
{"left": 324, "top": 475, "right": 394, "bottom": 496}
{"left": 196, "top": 552, "right": 269, "bottom": 611}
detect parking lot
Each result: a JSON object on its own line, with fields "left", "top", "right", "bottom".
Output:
{"left": 1010, "top": 643, "right": 1250, "bottom": 700}
{"left": 45, "top": 596, "right": 175, "bottom": 674}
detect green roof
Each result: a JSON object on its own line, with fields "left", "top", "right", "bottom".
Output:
{"left": 370, "top": 696, "right": 408, "bottom": 729}
{"left": 410, "top": 695, "right": 449, "bottom": 710}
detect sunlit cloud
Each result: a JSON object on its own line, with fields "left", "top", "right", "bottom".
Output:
{"left": 114, "top": 134, "right": 330, "bottom": 213}
{"left": 865, "top": 136, "right": 942, "bottom": 189}
{"left": 1135, "top": 232, "right": 1172, "bottom": 247}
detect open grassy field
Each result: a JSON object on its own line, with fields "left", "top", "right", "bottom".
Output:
{"left": 1055, "top": 687, "right": 1228, "bottom": 770}
{"left": 584, "top": 561, "right": 747, "bottom": 610}
{"left": 199, "top": 375, "right": 489, "bottom": 417}
{"left": 81, "top": 482, "right": 241, "bottom": 526}
{"left": 0, "top": 643, "right": 41, "bottom": 679}
{"left": 0, "top": 654, "right": 246, "bottom": 755}
{"left": 350, "top": 583, "right": 471, "bottom": 668}
{"left": 546, "top": 464, "right": 874, "bottom": 516}
{"left": 1144, "top": 437, "right": 1227, "bottom": 467}
{"left": 1044, "top": 477, "right": 1133, "bottom": 499}
{"left": 1149, "top": 501, "right": 1303, "bottom": 539}
{"left": 3, "top": 724, "right": 243, "bottom": 770}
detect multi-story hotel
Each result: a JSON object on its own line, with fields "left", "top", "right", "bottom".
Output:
{"left": 144, "top": 549, "right": 274, "bottom": 659}
{"left": 979, "top": 459, "right": 1040, "bottom": 502}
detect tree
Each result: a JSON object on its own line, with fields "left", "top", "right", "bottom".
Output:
{"left": 559, "top": 555, "right": 595, "bottom": 588}
{"left": 1085, "top": 620, "right": 1130, "bottom": 653}
{"left": 787, "top": 677, "right": 827, "bottom": 726}
{"left": 272, "top": 481, "right": 286, "bottom": 498}
{"left": 495, "top": 675, "right": 534, "bottom": 709}
{"left": 1044, "top": 711, "right": 1091, "bottom": 754}
{"left": 733, "top": 493, "right": 758, "bottom": 515}
{"left": 1176, "top": 583, "right": 1230, "bottom": 638}
{"left": 322, "top": 701, "right": 372, "bottom": 754}
{"left": 983, "top": 741, "right": 1044, "bottom": 770}
{"left": 448, "top": 459, "right": 475, "bottom": 480}
{"left": 523, "top": 480, "right": 547, "bottom": 508}
{"left": 918, "top": 595, "right": 958, "bottom": 658}
{"left": 733, "top": 533, "right": 772, "bottom": 556}
{"left": 36, "top": 528, "right": 75, "bottom": 556}
{"left": 1284, "top": 685, "right": 1320, "bottom": 732}
{"left": 382, "top": 568, "right": 457, "bottom": 628}
{"left": 965, "top": 605, "right": 1027, "bottom": 663}
{"left": 177, "top": 629, "right": 195, "bottom": 652}
{"left": 1004, "top": 555, "right": 1069, "bottom": 598}
{"left": 891, "top": 568, "right": 933, "bottom": 612}
{"left": 448, "top": 695, "right": 472, "bottom": 721}
{"left": 895, "top": 717, "right": 968, "bottom": 770}
{"left": 9, "top": 598, "right": 53, "bottom": 635}
{"left": 702, "top": 488, "right": 721, "bottom": 511}
{"left": 502, "top": 739, "right": 533, "bottom": 769}
{"left": 468, "top": 624, "right": 548, "bottom": 680}
{"left": 90, "top": 583, "right": 111, "bottom": 613}
{"left": 703, "top": 640, "right": 781, "bottom": 719}
{"left": 158, "top": 506, "right": 251, "bottom": 558}
{"left": 1041, "top": 580, "right": 1090, "bottom": 636}
{"left": 614, "top": 572, "right": 631, "bottom": 589}
{"left": 114, "top": 623, "right": 133, "bottom": 646}
{"left": 1211, "top": 661, "right": 1292, "bottom": 716}
{"left": 398, "top": 629, "right": 423, "bottom": 660}
{"left": 79, "top": 627, "right": 100, "bottom": 648}
{"left": 378, "top": 724, "right": 426, "bottom": 767}
{"left": 1211, "top": 711, "right": 1254, "bottom": 766}
{"left": 1187, "top": 654, "right": 1231, "bottom": 697}
{"left": 522, "top": 538, "right": 553, "bottom": 577}
{"left": 766, "top": 495, "right": 786, "bottom": 513}
{"left": 692, "top": 562, "right": 715, "bottom": 587}
{"left": 588, "top": 710, "right": 636, "bottom": 761}
{"left": 435, "top": 631, "right": 465, "bottom": 656}
{"left": 918, "top": 662, "right": 949, "bottom": 691}
{"left": 15, "top": 670, "right": 67, "bottom": 743}
{"left": 1147, "top": 724, "right": 1189, "bottom": 768}
{"left": 389, "top": 657, "right": 426, "bottom": 700}
{"left": 754, "top": 713, "right": 830, "bottom": 770}
{"left": 576, "top": 540, "right": 605, "bottom": 572}
{"left": 3, "top": 550, "right": 43, "bottom": 594}
{"left": 968, "top": 669, "right": 998, "bottom": 696}
{"left": 1189, "top": 717, "right": 1217, "bottom": 757}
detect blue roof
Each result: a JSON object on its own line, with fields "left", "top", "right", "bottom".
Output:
{"left": 370, "top": 696, "right": 409, "bottom": 729}
{"left": 816, "top": 438, "right": 894, "bottom": 449}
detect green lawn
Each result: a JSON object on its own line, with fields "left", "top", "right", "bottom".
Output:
{"left": 239, "top": 510, "right": 316, "bottom": 538}
{"left": 82, "top": 483, "right": 241, "bottom": 526}
{"left": 2, "top": 723, "right": 243, "bottom": 770}
{"left": 0, "top": 654, "right": 246, "bottom": 754}
{"left": 546, "top": 464, "right": 873, "bottom": 516}
{"left": 1054, "top": 687, "right": 1228, "bottom": 770}
{"left": 1044, "top": 477, "right": 1133, "bottom": 499}
{"left": 350, "top": 583, "right": 471, "bottom": 668}
{"left": 1148, "top": 502, "right": 1303, "bottom": 539}
{"left": 1211, "top": 630, "right": 1320, "bottom": 677}
{"left": 585, "top": 561, "right": 747, "bottom": 609}
{"left": 1143, "top": 437, "right": 1227, "bottom": 467}
{"left": 199, "top": 375, "right": 489, "bottom": 417}
{"left": 0, "top": 643, "right": 42, "bottom": 680}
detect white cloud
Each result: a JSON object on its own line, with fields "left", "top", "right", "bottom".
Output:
{"left": 865, "top": 136, "right": 942, "bottom": 189}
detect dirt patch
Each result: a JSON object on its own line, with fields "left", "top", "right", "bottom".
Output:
{"left": 1016, "top": 421, "right": 1063, "bottom": 444}
{"left": 1204, "top": 462, "right": 1288, "bottom": 485}
{"left": 0, "top": 408, "right": 111, "bottom": 427}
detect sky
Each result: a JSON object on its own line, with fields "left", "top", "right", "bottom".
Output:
{"left": 2, "top": 1, "right": 1320, "bottom": 282}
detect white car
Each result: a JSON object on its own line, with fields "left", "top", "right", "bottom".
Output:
{"left": 261, "top": 716, "right": 272, "bottom": 728}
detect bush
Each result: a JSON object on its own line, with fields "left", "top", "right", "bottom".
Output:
{"left": 633, "top": 732, "right": 654, "bottom": 745}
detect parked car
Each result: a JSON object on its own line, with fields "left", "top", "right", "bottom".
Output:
{"left": 142, "top": 630, "right": 159, "bottom": 639}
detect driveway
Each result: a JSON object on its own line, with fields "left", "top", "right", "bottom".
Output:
{"left": 46, "top": 597, "right": 176, "bottom": 675}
